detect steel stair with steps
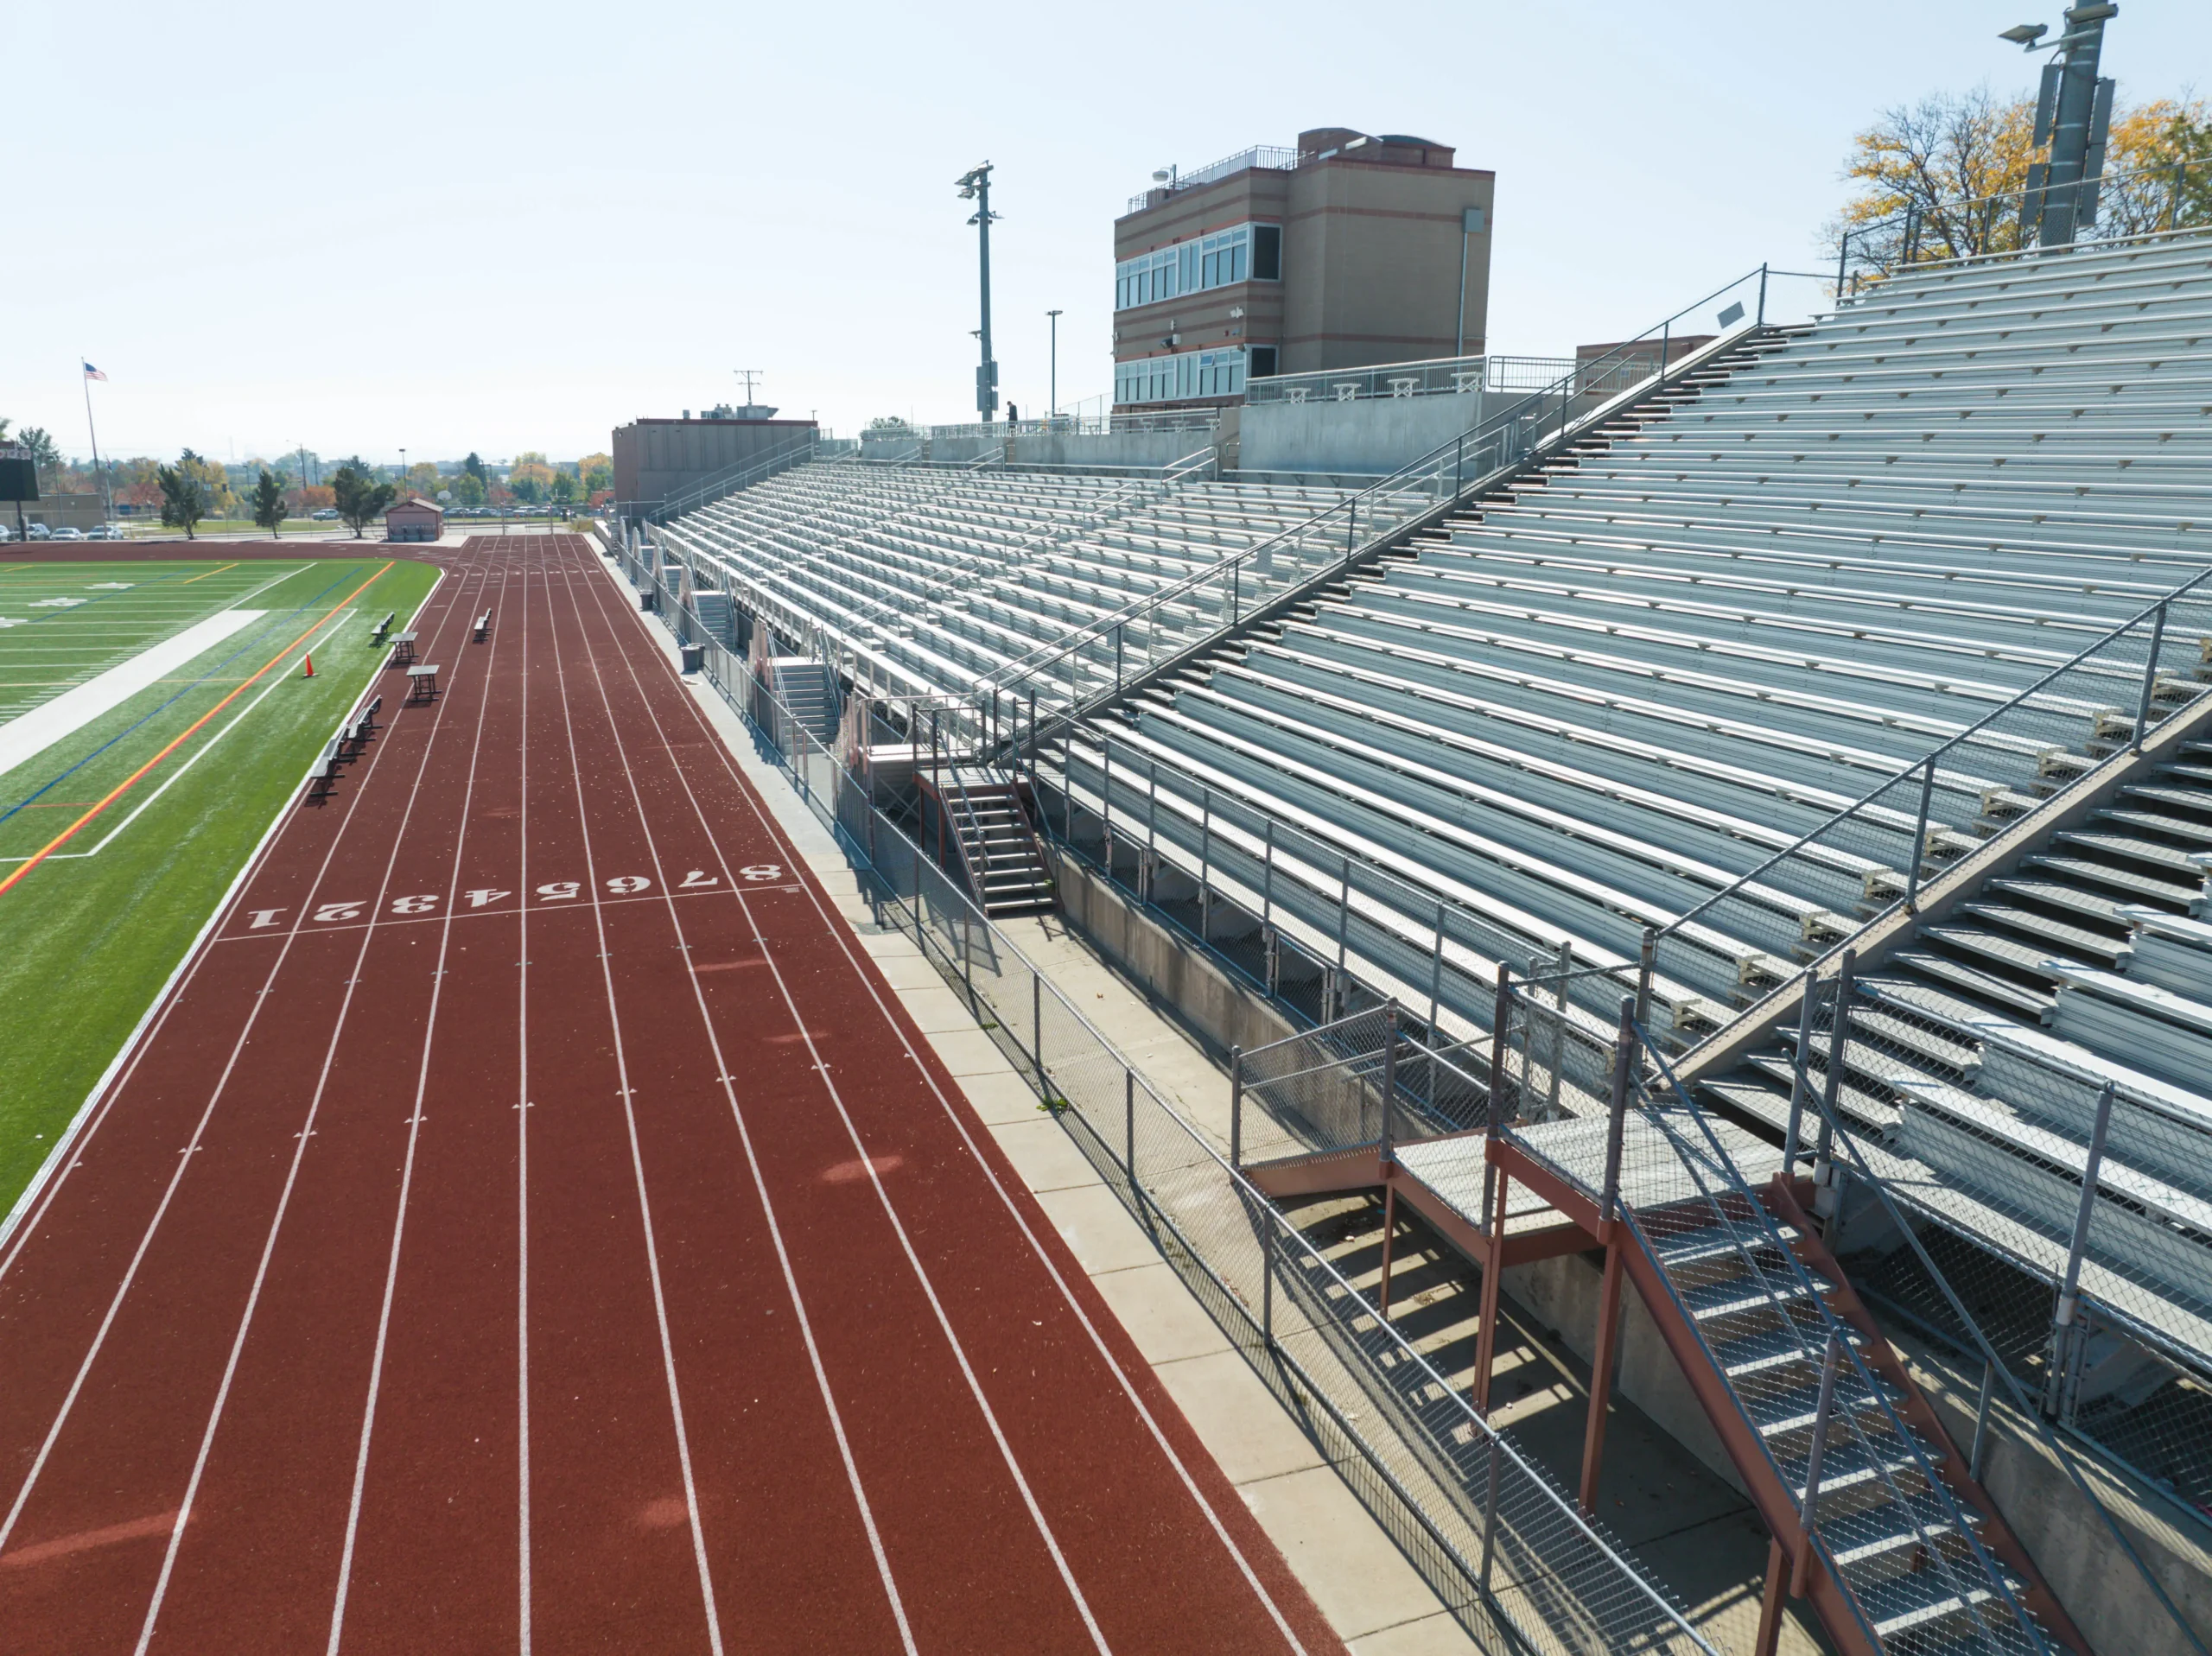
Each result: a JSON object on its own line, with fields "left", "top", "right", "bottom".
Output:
{"left": 926, "top": 766, "right": 1056, "bottom": 917}
{"left": 1617, "top": 1104, "right": 2087, "bottom": 1655}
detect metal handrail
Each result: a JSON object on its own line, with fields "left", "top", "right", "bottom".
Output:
{"left": 620, "top": 438, "right": 823, "bottom": 526}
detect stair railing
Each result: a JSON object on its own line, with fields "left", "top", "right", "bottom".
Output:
{"left": 1792, "top": 985, "right": 2212, "bottom": 1656}
{"left": 1630, "top": 1028, "right": 2051, "bottom": 1653}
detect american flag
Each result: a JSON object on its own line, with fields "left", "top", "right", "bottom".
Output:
{"left": 83, "top": 362, "right": 106, "bottom": 381}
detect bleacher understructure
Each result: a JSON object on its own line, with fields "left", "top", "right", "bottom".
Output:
{"left": 632, "top": 227, "right": 2212, "bottom": 1655}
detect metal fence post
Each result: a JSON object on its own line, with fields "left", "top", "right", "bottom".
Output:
{"left": 1380, "top": 1006, "right": 1399, "bottom": 1164}
{"left": 1782, "top": 982, "right": 1820, "bottom": 1171}
{"left": 1757, "top": 262, "right": 1769, "bottom": 326}
{"left": 2133, "top": 600, "right": 2171, "bottom": 752}
{"left": 911, "top": 830, "right": 924, "bottom": 947}
{"left": 1032, "top": 972, "right": 1042, "bottom": 1078}
{"left": 1124, "top": 1069, "right": 1138, "bottom": 1193}
{"left": 1601, "top": 996, "right": 1635, "bottom": 1224}
{"left": 1970, "top": 1359, "right": 1997, "bottom": 1481}
{"left": 1479, "top": 1437, "right": 1503, "bottom": 1593}
{"left": 1334, "top": 855, "right": 1351, "bottom": 1019}
{"left": 1634, "top": 926, "right": 1656, "bottom": 1025}
{"left": 1904, "top": 755, "right": 1938, "bottom": 912}
{"left": 1429, "top": 902, "right": 1446, "bottom": 1035}
{"left": 1101, "top": 739, "right": 1113, "bottom": 881}
{"left": 1262, "top": 818, "right": 1275, "bottom": 932}
{"left": 1483, "top": 965, "right": 1511, "bottom": 1228}
{"left": 1230, "top": 1046, "right": 1244, "bottom": 1170}
{"left": 1789, "top": 1329, "right": 1844, "bottom": 1596}
{"left": 2048, "top": 1080, "right": 2116, "bottom": 1418}
{"left": 1814, "top": 949, "right": 1856, "bottom": 1220}
{"left": 1198, "top": 789, "right": 1213, "bottom": 939}
{"left": 1835, "top": 229, "right": 1850, "bottom": 304}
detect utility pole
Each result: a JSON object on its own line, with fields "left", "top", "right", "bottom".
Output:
{"left": 1046, "top": 309, "right": 1063, "bottom": 419}
{"left": 2004, "top": 3, "right": 2118, "bottom": 250}
{"left": 957, "top": 163, "right": 999, "bottom": 423}
{"left": 734, "top": 369, "right": 764, "bottom": 409}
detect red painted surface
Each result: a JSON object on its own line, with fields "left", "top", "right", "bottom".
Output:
{"left": 0, "top": 535, "right": 1343, "bottom": 1654}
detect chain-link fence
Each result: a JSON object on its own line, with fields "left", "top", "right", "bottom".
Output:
{"left": 607, "top": 543, "right": 1720, "bottom": 1656}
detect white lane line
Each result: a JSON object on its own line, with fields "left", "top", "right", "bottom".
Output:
{"left": 550, "top": 556, "right": 916, "bottom": 1654}
{"left": 542, "top": 557, "right": 726, "bottom": 1656}
{"left": 0, "top": 611, "right": 265, "bottom": 781}
{"left": 0, "top": 607, "right": 447, "bottom": 1560}
{"left": 516, "top": 565, "right": 534, "bottom": 1656}
{"left": 580, "top": 559, "right": 1311, "bottom": 1653}
{"left": 325, "top": 565, "right": 506, "bottom": 1655}
{"left": 0, "top": 573, "right": 448, "bottom": 1267}
{"left": 127, "top": 569, "right": 492, "bottom": 1653}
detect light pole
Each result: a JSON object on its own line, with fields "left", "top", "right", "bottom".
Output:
{"left": 2001, "top": 3, "right": 2118, "bottom": 249}
{"left": 399, "top": 447, "right": 407, "bottom": 492}
{"left": 1046, "top": 309, "right": 1063, "bottom": 420}
{"left": 957, "top": 163, "right": 1000, "bottom": 423}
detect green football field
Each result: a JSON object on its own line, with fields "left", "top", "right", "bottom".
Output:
{"left": 0, "top": 555, "right": 442, "bottom": 1218}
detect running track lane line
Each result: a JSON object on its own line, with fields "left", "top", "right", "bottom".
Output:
{"left": 0, "top": 562, "right": 397, "bottom": 898}
{"left": 122, "top": 566, "right": 492, "bottom": 1653}
{"left": 575, "top": 547, "right": 1314, "bottom": 1652}
{"left": 0, "top": 567, "right": 450, "bottom": 1275}
{"left": 554, "top": 555, "right": 1117, "bottom": 1653}
{"left": 514, "top": 562, "right": 535, "bottom": 1656}
{"left": 546, "top": 554, "right": 918, "bottom": 1654}
{"left": 542, "top": 553, "right": 727, "bottom": 1655}
{"left": 324, "top": 561, "right": 510, "bottom": 1655}
{"left": 0, "top": 568, "right": 480, "bottom": 1564}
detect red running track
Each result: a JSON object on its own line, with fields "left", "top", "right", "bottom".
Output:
{"left": 0, "top": 534, "right": 1344, "bottom": 1654}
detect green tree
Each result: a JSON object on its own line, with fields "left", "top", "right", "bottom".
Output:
{"left": 330, "top": 463, "right": 397, "bottom": 539}
{"left": 19, "top": 428, "right": 61, "bottom": 488}
{"left": 156, "top": 463, "right": 210, "bottom": 539}
{"left": 462, "top": 451, "right": 488, "bottom": 487}
{"left": 550, "top": 469, "right": 577, "bottom": 504}
{"left": 451, "top": 470, "right": 486, "bottom": 508}
{"left": 251, "top": 468, "right": 288, "bottom": 538}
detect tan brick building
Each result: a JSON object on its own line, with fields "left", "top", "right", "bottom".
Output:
{"left": 1113, "top": 127, "right": 1495, "bottom": 409}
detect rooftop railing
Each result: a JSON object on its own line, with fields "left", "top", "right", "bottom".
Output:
{"left": 1244, "top": 353, "right": 1580, "bottom": 407}
{"left": 1125, "top": 144, "right": 1298, "bottom": 213}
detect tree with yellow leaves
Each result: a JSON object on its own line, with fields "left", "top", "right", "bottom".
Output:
{"left": 1834, "top": 86, "right": 2212, "bottom": 277}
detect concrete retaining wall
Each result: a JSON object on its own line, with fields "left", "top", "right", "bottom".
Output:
{"left": 1238, "top": 390, "right": 1498, "bottom": 477}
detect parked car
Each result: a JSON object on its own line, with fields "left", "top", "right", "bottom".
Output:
{"left": 24, "top": 523, "right": 51, "bottom": 540}
{"left": 84, "top": 523, "right": 124, "bottom": 541}
{"left": 48, "top": 526, "right": 86, "bottom": 541}
{"left": 311, "top": 508, "right": 340, "bottom": 521}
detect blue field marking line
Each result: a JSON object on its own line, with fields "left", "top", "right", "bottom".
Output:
{"left": 0, "top": 564, "right": 372, "bottom": 828}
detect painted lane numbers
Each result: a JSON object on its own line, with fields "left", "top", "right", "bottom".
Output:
{"left": 242, "top": 866, "right": 783, "bottom": 929}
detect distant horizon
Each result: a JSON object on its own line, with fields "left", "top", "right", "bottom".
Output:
{"left": 10, "top": 0, "right": 2209, "bottom": 464}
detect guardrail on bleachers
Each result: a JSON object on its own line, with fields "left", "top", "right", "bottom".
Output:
{"left": 611, "top": 540, "right": 1720, "bottom": 1656}
{"left": 613, "top": 437, "right": 828, "bottom": 527}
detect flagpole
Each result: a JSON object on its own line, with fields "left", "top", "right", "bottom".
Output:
{"left": 80, "top": 363, "right": 111, "bottom": 523}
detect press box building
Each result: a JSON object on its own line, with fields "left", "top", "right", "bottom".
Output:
{"left": 1112, "top": 127, "right": 1496, "bottom": 411}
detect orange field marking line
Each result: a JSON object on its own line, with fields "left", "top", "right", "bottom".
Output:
{"left": 179, "top": 562, "right": 241, "bottom": 584}
{"left": 0, "top": 562, "right": 395, "bottom": 900}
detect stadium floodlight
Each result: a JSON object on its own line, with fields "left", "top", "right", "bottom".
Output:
{"left": 1999, "top": 22, "right": 2048, "bottom": 44}
{"left": 2003, "top": 3, "right": 2118, "bottom": 249}
{"left": 956, "top": 164, "right": 1001, "bottom": 423}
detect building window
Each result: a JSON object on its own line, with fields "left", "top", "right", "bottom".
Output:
{"left": 1115, "top": 346, "right": 1250, "bottom": 404}
{"left": 1252, "top": 224, "right": 1281, "bottom": 282}
{"left": 1115, "top": 221, "right": 1280, "bottom": 311}
{"left": 1249, "top": 345, "right": 1279, "bottom": 379}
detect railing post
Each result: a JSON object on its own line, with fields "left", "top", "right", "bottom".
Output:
{"left": 1970, "top": 1358, "right": 1997, "bottom": 1481}
{"left": 1230, "top": 1045, "right": 1244, "bottom": 1170}
{"left": 1601, "top": 995, "right": 1635, "bottom": 1225}
{"left": 1634, "top": 926, "right": 1656, "bottom": 1025}
{"left": 1261, "top": 817, "right": 1274, "bottom": 933}
{"left": 1757, "top": 262, "right": 1769, "bottom": 326}
{"left": 1334, "top": 855, "right": 1352, "bottom": 1020}
{"left": 1782, "top": 982, "right": 1820, "bottom": 1172}
{"left": 2047, "top": 1080, "right": 2115, "bottom": 1418}
{"left": 1429, "top": 902, "right": 1446, "bottom": 1036}
{"left": 1380, "top": 1006, "right": 1399, "bottom": 1164}
{"left": 1482, "top": 964, "right": 1512, "bottom": 1229}
{"left": 1815, "top": 949, "right": 1856, "bottom": 1225}
{"left": 1115, "top": 623, "right": 1125, "bottom": 694}
{"left": 1835, "top": 228, "right": 1850, "bottom": 306}
{"left": 1789, "top": 1329, "right": 1845, "bottom": 1596}
{"left": 1032, "top": 972, "right": 1042, "bottom": 1078}
{"left": 1125, "top": 1068, "right": 1138, "bottom": 1193}
{"left": 2133, "top": 600, "right": 2170, "bottom": 752}
{"left": 1261, "top": 1205, "right": 1274, "bottom": 1344}
{"left": 1904, "top": 755, "right": 1938, "bottom": 911}
{"left": 1198, "top": 787, "right": 1212, "bottom": 940}
{"left": 1100, "top": 739, "right": 1113, "bottom": 882}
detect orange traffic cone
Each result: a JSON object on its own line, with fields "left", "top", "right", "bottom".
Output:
{"left": 302, "top": 655, "right": 315, "bottom": 679}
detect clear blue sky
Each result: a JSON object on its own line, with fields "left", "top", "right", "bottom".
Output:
{"left": 8, "top": 0, "right": 2209, "bottom": 468}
